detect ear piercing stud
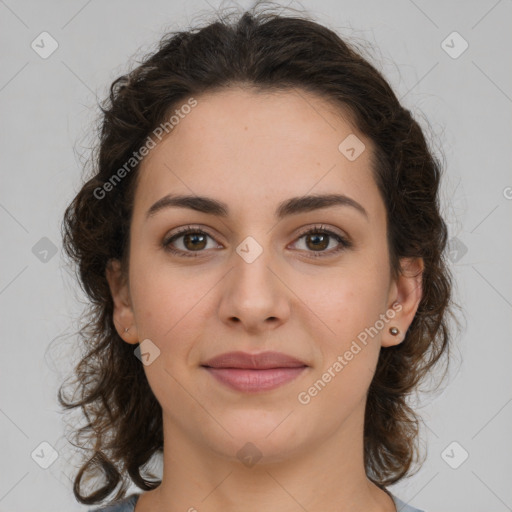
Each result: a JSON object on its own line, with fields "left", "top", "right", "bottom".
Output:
{"left": 389, "top": 326, "right": 400, "bottom": 336}
{"left": 124, "top": 327, "right": 130, "bottom": 333}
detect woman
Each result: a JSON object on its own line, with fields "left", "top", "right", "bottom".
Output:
{"left": 59, "top": 4, "right": 454, "bottom": 512}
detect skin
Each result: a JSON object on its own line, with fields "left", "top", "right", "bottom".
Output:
{"left": 106, "top": 87, "right": 423, "bottom": 512}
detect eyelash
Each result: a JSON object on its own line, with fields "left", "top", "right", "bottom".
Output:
{"left": 162, "top": 224, "right": 352, "bottom": 259}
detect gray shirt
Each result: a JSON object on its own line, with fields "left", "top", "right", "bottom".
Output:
{"left": 88, "top": 491, "right": 425, "bottom": 511}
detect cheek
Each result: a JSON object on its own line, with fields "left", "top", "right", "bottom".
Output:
{"left": 128, "top": 258, "right": 204, "bottom": 411}
{"left": 305, "top": 259, "right": 390, "bottom": 340}
{"left": 295, "top": 259, "right": 390, "bottom": 407}
{"left": 295, "top": 270, "right": 388, "bottom": 417}
{"left": 128, "top": 246, "right": 202, "bottom": 338}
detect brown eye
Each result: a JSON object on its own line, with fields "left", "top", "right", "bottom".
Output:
{"left": 181, "top": 232, "right": 208, "bottom": 251}
{"left": 292, "top": 226, "right": 352, "bottom": 258}
{"left": 304, "top": 232, "right": 329, "bottom": 251}
{"left": 162, "top": 225, "right": 351, "bottom": 259}
{"left": 162, "top": 227, "right": 219, "bottom": 257}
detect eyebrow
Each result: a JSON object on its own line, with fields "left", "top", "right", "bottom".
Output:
{"left": 146, "top": 193, "right": 368, "bottom": 221}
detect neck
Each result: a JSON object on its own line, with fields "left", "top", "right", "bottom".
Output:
{"left": 140, "top": 403, "right": 395, "bottom": 512}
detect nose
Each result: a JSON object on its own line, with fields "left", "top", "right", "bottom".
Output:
{"left": 217, "top": 243, "right": 291, "bottom": 334}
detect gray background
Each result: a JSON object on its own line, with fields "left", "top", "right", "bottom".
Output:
{"left": 1, "top": 1, "right": 511, "bottom": 511}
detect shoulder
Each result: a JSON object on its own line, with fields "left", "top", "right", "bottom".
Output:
{"left": 88, "top": 491, "right": 424, "bottom": 512}
{"left": 88, "top": 493, "right": 141, "bottom": 512}
{"left": 390, "top": 491, "right": 425, "bottom": 512}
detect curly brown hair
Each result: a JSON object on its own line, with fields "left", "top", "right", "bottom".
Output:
{"left": 59, "top": 2, "right": 456, "bottom": 506}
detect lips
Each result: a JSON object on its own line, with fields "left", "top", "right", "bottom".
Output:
{"left": 201, "top": 351, "right": 308, "bottom": 392}
{"left": 201, "top": 351, "right": 307, "bottom": 369}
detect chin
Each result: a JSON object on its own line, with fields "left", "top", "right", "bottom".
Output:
{"left": 201, "top": 411, "right": 312, "bottom": 464}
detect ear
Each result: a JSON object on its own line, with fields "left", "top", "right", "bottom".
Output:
{"left": 383, "top": 257, "right": 424, "bottom": 348}
{"left": 105, "top": 258, "right": 139, "bottom": 344}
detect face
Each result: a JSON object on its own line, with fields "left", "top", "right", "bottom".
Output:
{"left": 107, "top": 87, "right": 422, "bottom": 463}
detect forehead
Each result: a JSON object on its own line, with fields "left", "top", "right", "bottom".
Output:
{"left": 133, "top": 87, "right": 384, "bottom": 223}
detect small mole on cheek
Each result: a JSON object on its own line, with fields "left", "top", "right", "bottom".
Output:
{"left": 244, "top": 126, "right": 248, "bottom": 131}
